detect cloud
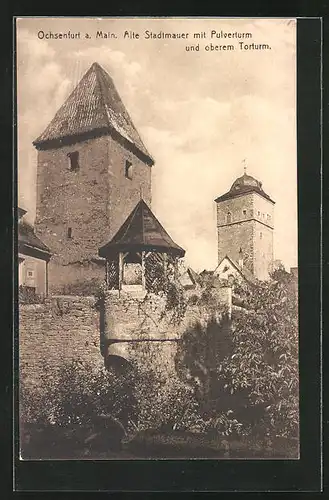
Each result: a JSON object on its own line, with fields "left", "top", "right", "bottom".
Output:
{"left": 16, "top": 18, "right": 297, "bottom": 270}
{"left": 71, "top": 46, "right": 142, "bottom": 83}
{"left": 17, "top": 29, "right": 72, "bottom": 219}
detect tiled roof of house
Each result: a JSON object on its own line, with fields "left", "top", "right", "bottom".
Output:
{"left": 33, "top": 62, "right": 154, "bottom": 165}
{"left": 18, "top": 207, "right": 27, "bottom": 219}
{"left": 215, "top": 255, "right": 257, "bottom": 285}
{"left": 187, "top": 267, "right": 202, "bottom": 285}
{"left": 99, "top": 199, "right": 185, "bottom": 258}
{"left": 18, "top": 220, "right": 51, "bottom": 255}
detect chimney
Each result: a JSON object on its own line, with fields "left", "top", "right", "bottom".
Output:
{"left": 238, "top": 247, "right": 243, "bottom": 268}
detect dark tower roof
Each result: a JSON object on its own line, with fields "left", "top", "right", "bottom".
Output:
{"left": 33, "top": 62, "right": 154, "bottom": 165}
{"left": 99, "top": 199, "right": 185, "bottom": 258}
{"left": 215, "top": 172, "right": 275, "bottom": 204}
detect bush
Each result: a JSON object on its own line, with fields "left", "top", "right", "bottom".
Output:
{"left": 19, "top": 285, "right": 44, "bottom": 304}
{"left": 20, "top": 359, "right": 136, "bottom": 428}
{"left": 175, "top": 272, "right": 299, "bottom": 442}
{"left": 59, "top": 278, "right": 102, "bottom": 296}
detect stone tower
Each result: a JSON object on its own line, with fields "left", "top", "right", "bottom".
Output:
{"left": 33, "top": 62, "right": 154, "bottom": 293}
{"left": 215, "top": 172, "right": 275, "bottom": 280}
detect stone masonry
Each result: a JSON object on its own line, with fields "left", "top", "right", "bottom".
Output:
{"left": 19, "top": 296, "right": 102, "bottom": 390}
{"left": 216, "top": 192, "right": 274, "bottom": 280}
{"left": 35, "top": 135, "right": 152, "bottom": 293}
{"left": 33, "top": 62, "right": 153, "bottom": 294}
{"left": 19, "top": 288, "right": 232, "bottom": 392}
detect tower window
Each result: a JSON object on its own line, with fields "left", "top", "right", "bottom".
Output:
{"left": 227, "top": 212, "right": 232, "bottom": 224}
{"left": 125, "top": 160, "right": 133, "bottom": 180}
{"left": 257, "top": 210, "right": 261, "bottom": 217}
{"left": 68, "top": 151, "right": 79, "bottom": 172}
{"left": 242, "top": 209, "right": 247, "bottom": 217}
{"left": 67, "top": 227, "right": 72, "bottom": 239}
{"left": 260, "top": 232, "right": 263, "bottom": 239}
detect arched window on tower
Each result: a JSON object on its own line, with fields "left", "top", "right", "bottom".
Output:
{"left": 227, "top": 212, "right": 232, "bottom": 224}
{"left": 242, "top": 209, "right": 247, "bottom": 218}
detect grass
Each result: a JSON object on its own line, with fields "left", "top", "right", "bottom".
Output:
{"left": 20, "top": 423, "right": 299, "bottom": 460}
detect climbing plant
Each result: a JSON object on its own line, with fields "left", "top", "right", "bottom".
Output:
{"left": 175, "top": 270, "right": 299, "bottom": 441}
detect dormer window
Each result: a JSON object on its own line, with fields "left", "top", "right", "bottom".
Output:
{"left": 227, "top": 212, "right": 232, "bottom": 224}
{"left": 68, "top": 151, "right": 79, "bottom": 172}
{"left": 125, "top": 160, "right": 133, "bottom": 180}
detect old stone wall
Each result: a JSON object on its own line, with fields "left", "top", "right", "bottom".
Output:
{"left": 107, "top": 136, "right": 152, "bottom": 239}
{"left": 253, "top": 222, "right": 274, "bottom": 280}
{"left": 20, "top": 287, "right": 232, "bottom": 393}
{"left": 35, "top": 136, "right": 111, "bottom": 265}
{"left": 103, "top": 289, "right": 231, "bottom": 363}
{"left": 35, "top": 134, "right": 152, "bottom": 292}
{"left": 19, "top": 296, "right": 103, "bottom": 389}
{"left": 216, "top": 192, "right": 274, "bottom": 279}
{"left": 216, "top": 193, "right": 255, "bottom": 273}
{"left": 46, "top": 260, "right": 105, "bottom": 295}
{"left": 217, "top": 220, "right": 255, "bottom": 273}
{"left": 216, "top": 192, "right": 254, "bottom": 227}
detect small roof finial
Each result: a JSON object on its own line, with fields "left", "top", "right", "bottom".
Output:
{"left": 243, "top": 158, "right": 247, "bottom": 175}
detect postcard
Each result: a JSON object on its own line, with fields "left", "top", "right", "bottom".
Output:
{"left": 16, "top": 17, "right": 299, "bottom": 463}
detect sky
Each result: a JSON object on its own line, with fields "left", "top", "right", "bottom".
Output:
{"left": 16, "top": 17, "right": 297, "bottom": 272}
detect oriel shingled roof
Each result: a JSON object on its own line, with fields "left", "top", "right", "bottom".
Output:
{"left": 33, "top": 62, "right": 154, "bottom": 165}
{"left": 99, "top": 199, "right": 185, "bottom": 258}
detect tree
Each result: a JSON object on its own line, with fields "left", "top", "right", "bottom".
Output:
{"left": 175, "top": 271, "right": 299, "bottom": 441}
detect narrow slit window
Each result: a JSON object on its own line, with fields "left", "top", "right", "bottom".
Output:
{"left": 242, "top": 209, "right": 247, "bottom": 217}
{"left": 67, "top": 227, "right": 72, "bottom": 239}
{"left": 68, "top": 151, "right": 79, "bottom": 172}
{"left": 125, "top": 160, "right": 133, "bottom": 180}
{"left": 227, "top": 212, "right": 232, "bottom": 224}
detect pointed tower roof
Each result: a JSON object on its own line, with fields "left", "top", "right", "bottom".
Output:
{"left": 33, "top": 62, "right": 154, "bottom": 165}
{"left": 98, "top": 199, "right": 185, "bottom": 258}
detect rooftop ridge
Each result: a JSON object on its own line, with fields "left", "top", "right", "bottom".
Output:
{"left": 33, "top": 62, "right": 154, "bottom": 164}
{"left": 99, "top": 199, "right": 185, "bottom": 258}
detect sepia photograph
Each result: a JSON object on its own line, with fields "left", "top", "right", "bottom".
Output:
{"left": 16, "top": 17, "right": 299, "bottom": 461}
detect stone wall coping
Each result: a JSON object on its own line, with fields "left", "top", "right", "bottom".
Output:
{"left": 51, "top": 295, "right": 96, "bottom": 300}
